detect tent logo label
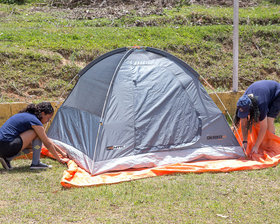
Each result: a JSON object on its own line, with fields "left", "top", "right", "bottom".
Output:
{"left": 106, "top": 145, "right": 124, "bottom": 150}
{"left": 206, "top": 135, "right": 226, "bottom": 140}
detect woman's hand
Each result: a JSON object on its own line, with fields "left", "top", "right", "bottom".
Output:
{"left": 60, "top": 151, "right": 68, "bottom": 158}
{"left": 53, "top": 143, "right": 68, "bottom": 158}
{"left": 59, "top": 158, "right": 70, "bottom": 164}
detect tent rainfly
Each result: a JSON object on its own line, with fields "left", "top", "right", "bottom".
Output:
{"left": 47, "top": 47, "right": 245, "bottom": 175}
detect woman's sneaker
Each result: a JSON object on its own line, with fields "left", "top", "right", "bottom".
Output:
{"left": 0, "top": 157, "right": 13, "bottom": 170}
{"left": 30, "top": 162, "right": 52, "bottom": 170}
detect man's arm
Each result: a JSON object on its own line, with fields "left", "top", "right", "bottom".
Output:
{"left": 251, "top": 117, "right": 267, "bottom": 154}
{"left": 240, "top": 118, "right": 248, "bottom": 151}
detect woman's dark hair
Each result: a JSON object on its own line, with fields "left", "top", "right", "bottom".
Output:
{"left": 234, "top": 95, "right": 260, "bottom": 131}
{"left": 19, "top": 102, "right": 54, "bottom": 120}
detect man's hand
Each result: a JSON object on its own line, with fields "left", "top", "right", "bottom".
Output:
{"left": 242, "top": 142, "right": 247, "bottom": 152}
{"left": 250, "top": 145, "right": 259, "bottom": 156}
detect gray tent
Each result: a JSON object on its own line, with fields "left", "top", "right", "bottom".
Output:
{"left": 48, "top": 47, "right": 244, "bottom": 175}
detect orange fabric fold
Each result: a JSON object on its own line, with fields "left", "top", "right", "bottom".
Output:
{"left": 40, "top": 123, "right": 280, "bottom": 188}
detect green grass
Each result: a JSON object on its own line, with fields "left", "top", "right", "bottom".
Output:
{"left": 0, "top": 23, "right": 279, "bottom": 100}
{"left": 1, "top": 2, "right": 280, "bottom": 221}
{"left": 275, "top": 122, "right": 280, "bottom": 136}
{"left": 0, "top": 2, "right": 280, "bottom": 102}
{"left": 1, "top": 132, "right": 280, "bottom": 223}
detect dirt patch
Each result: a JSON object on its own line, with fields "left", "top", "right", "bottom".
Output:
{"left": 28, "top": 0, "right": 266, "bottom": 21}
{"left": 50, "top": 0, "right": 263, "bottom": 8}
{"left": 30, "top": 4, "right": 164, "bottom": 21}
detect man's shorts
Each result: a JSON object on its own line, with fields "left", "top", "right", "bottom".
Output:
{"left": 0, "top": 136, "right": 23, "bottom": 158}
{"left": 268, "top": 94, "right": 280, "bottom": 118}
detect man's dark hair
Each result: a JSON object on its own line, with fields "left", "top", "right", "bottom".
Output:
{"left": 234, "top": 95, "right": 260, "bottom": 131}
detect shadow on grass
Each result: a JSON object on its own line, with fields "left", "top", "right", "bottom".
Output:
{"left": 0, "top": 166, "right": 50, "bottom": 173}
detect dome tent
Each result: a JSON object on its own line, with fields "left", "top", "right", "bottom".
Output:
{"left": 47, "top": 47, "right": 244, "bottom": 175}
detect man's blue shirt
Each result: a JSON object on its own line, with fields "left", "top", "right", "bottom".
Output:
{"left": 244, "top": 80, "right": 280, "bottom": 121}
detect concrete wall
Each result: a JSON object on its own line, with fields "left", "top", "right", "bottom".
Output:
{"left": 0, "top": 91, "right": 244, "bottom": 127}
{"left": 209, "top": 91, "right": 244, "bottom": 119}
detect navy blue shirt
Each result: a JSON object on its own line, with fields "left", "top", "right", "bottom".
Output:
{"left": 244, "top": 80, "right": 280, "bottom": 121}
{"left": 0, "top": 113, "right": 43, "bottom": 142}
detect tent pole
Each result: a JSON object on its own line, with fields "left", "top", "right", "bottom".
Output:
{"left": 92, "top": 49, "right": 134, "bottom": 164}
{"left": 233, "top": 0, "right": 239, "bottom": 92}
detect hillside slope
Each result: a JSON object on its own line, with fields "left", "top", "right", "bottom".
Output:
{"left": 0, "top": 0, "right": 279, "bottom": 102}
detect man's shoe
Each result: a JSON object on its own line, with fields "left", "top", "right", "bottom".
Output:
{"left": 0, "top": 157, "right": 12, "bottom": 170}
{"left": 30, "top": 162, "right": 52, "bottom": 170}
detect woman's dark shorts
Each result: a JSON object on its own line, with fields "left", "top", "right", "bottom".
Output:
{"left": 268, "top": 94, "right": 280, "bottom": 118}
{"left": 0, "top": 136, "right": 23, "bottom": 158}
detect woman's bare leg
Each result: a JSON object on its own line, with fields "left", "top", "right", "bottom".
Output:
{"left": 6, "top": 130, "right": 38, "bottom": 163}
{"left": 20, "top": 129, "right": 37, "bottom": 150}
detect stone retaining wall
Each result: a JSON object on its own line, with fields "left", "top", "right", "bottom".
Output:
{"left": 0, "top": 102, "right": 63, "bottom": 127}
{"left": 210, "top": 91, "right": 244, "bottom": 119}
{"left": 0, "top": 91, "right": 244, "bottom": 127}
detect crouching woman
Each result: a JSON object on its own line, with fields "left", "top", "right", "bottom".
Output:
{"left": 0, "top": 102, "right": 69, "bottom": 170}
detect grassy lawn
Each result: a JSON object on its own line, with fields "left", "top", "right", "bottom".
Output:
{"left": 0, "top": 123, "right": 280, "bottom": 223}
{"left": 1, "top": 1, "right": 280, "bottom": 223}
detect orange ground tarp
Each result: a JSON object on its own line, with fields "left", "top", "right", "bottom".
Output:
{"left": 41, "top": 123, "right": 280, "bottom": 188}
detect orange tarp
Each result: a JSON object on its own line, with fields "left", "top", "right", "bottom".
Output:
{"left": 41, "top": 124, "right": 280, "bottom": 188}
